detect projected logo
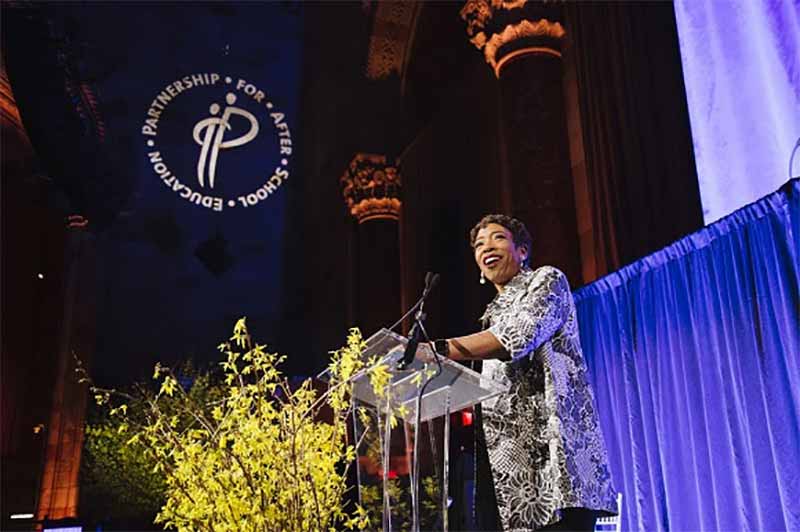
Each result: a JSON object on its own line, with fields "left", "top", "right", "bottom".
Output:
{"left": 141, "top": 73, "right": 292, "bottom": 212}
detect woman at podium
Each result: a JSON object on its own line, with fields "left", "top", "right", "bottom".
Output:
{"left": 433, "top": 214, "right": 617, "bottom": 531}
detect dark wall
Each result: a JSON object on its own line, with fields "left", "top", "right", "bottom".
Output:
{"left": 289, "top": 2, "right": 372, "bottom": 370}
{"left": 399, "top": 63, "right": 507, "bottom": 340}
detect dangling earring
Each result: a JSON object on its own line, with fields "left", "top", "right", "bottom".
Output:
{"left": 479, "top": 271, "right": 486, "bottom": 284}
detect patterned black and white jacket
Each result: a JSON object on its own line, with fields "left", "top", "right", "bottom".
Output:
{"left": 479, "top": 265, "right": 617, "bottom": 531}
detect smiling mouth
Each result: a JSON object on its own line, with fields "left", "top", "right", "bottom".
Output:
{"left": 483, "top": 255, "right": 501, "bottom": 267}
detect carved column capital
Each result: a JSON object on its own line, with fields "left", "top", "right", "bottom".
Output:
{"left": 460, "top": 0, "right": 565, "bottom": 77}
{"left": 341, "top": 153, "right": 402, "bottom": 223}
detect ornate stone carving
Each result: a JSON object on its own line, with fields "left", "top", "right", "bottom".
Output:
{"left": 341, "top": 153, "right": 402, "bottom": 223}
{"left": 461, "top": 0, "right": 495, "bottom": 47}
{"left": 365, "top": 1, "right": 422, "bottom": 80}
{"left": 460, "top": 0, "right": 564, "bottom": 77}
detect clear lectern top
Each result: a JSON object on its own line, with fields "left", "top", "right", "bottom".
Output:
{"left": 349, "top": 328, "right": 508, "bottom": 423}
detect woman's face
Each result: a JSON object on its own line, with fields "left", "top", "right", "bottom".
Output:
{"left": 473, "top": 223, "right": 528, "bottom": 290}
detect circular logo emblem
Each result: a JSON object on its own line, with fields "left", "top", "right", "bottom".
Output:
{"left": 141, "top": 73, "right": 292, "bottom": 212}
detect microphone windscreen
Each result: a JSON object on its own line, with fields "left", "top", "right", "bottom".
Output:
{"left": 428, "top": 273, "right": 440, "bottom": 292}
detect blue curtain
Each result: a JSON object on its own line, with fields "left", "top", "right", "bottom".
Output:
{"left": 574, "top": 179, "right": 799, "bottom": 531}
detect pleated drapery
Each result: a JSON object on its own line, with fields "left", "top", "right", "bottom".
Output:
{"left": 575, "top": 180, "right": 799, "bottom": 531}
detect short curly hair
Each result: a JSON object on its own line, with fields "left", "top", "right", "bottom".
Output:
{"left": 469, "top": 214, "right": 533, "bottom": 266}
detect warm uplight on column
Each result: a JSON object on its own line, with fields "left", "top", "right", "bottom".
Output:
{"left": 460, "top": 0, "right": 566, "bottom": 78}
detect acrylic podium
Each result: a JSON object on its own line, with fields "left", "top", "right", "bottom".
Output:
{"left": 349, "top": 328, "right": 508, "bottom": 532}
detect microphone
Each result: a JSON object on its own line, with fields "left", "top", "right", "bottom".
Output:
{"left": 399, "top": 322, "right": 422, "bottom": 370}
{"left": 424, "top": 272, "right": 440, "bottom": 295}
{"left": 397, "top": 272, "right": 439, "bottom": 369}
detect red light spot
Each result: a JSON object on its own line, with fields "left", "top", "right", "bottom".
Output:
{"left": 387, "top": 470, "right": 398, "bottom": 479}
{"left": 461, "top": 411, "right": 473, "bottom": 426}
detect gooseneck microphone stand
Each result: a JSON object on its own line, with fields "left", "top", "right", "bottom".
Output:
{"left": 395, "top": 273, "right": 446, "bottom": 532}
{"left": 409, "top": 314, "right": 444, "bottom": 532}
{"left": 396, "top": 272, "right": 439, "bottom": 370}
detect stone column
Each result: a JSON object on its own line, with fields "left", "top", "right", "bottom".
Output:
{"left": 2, "top": 56, "right": 94, "bottom": 528}
{"left": 340, "top": 153, "right": 403, "bottom": 337}
{"left": 461, "top": 0, "right": 582, "bottom": 283}
{"left": 340, "top": 154, "right": 408, "bottom": 521}
{"left": 36, "top": 215, "right": 96, "bottom": 525}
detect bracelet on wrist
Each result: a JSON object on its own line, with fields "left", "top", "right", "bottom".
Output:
{"left": 433, "top": 339, "right": 449, "bottom": 359}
